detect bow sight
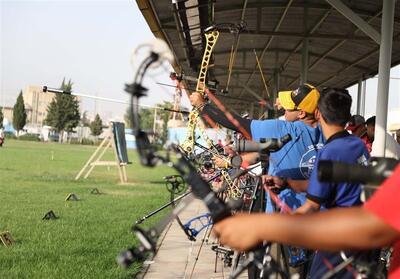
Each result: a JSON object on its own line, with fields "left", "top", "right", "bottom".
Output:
{"left": 163, "top": 175, "right": 186, "bottom": 195}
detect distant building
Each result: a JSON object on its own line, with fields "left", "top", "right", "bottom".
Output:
{"left": 2, "top": 104, "right": 33, "bottom": 128}
{"left": 388, "top": 108, "right": 400, "bottom": 140}
{"left": 23, "top": 85, "right": 55, "bottom": 126}
{"left": 3, "top": 85, "right": 82, "bottom": 135}
{"left": 2, "top": 106, "right": 14, "bottom": 123}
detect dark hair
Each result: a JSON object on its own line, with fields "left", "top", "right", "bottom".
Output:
{"left": 365, "top": 116, "right": 376, "bottom": 127}
{"left": 318, "top": 88, "right": 352, "bottom": 126}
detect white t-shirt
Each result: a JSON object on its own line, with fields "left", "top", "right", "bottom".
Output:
{"left": 371, "top": 133, "right": 400, "bottom": 160}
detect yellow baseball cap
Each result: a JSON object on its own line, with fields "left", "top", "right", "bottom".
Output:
{"left": 278, "top": 84, "right": 320, "bottom": 114}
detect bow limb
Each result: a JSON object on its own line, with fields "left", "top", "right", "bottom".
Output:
{"left": 181, "top": 28, "right": 220, "bottom": 156}
{"left": 182, "top": 213, "right": 212, "bottom": 240}
{"left": 169, "top": 189, "right": 198, "bottom": 241}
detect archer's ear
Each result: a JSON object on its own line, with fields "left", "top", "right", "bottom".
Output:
{"left": 297, "top": 110, "right": 307, "bottom": 120}
{"left": 314, "top": 108, "right": 321, "bottom": 121}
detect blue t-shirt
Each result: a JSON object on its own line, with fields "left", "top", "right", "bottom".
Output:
{"left": 307, "top": 131, "right": 369, "bottom": 209}
{"left": 251, "top": 120, "right": 325, "bottom": 179}
{"left": 250, "top": 119, "right": 325, "bottom": 211}
{"left": 307, "top": 131, "right": 369, "bottom": 279}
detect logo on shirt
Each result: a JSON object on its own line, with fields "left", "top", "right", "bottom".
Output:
{"left": 299, "top": 144, "right": 323, "bottom": 178}
{"left": 357, "top": 154, "right": 368, "bottom": 166}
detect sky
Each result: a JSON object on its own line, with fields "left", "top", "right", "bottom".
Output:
{"left": 0, "top": 0, "right": 187, "bottom": 122}
{"left": 1, "top": 0, "right": 399, "bottom": 125}
{"left": 348, "top": 67, "right": 400, "bottom": 114}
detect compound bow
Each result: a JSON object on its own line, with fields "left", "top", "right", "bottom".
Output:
{"left": 119, "top": 38, "right": 291, "bottom": 279}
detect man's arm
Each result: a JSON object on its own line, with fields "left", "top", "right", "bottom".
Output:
{"left": 294, "top": 198, "right": 320, "bottom": 214}
{"left": 287, "top": 179, "right": 309, "bottom": 192}
{"left": 215, "top": 165, "right": 400, "bottom": 252}
{"left": 241, "top": 152, "right": 260, "bottom": 165}
{"left": 190, "top": 92, "right": 252, "bottom": 134}
{"left": 213, "top": 207, "right": 400, "bottom": 252}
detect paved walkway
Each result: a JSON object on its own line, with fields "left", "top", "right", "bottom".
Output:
{"left": 140, "top": 198, "right": 248, "bottom": 279}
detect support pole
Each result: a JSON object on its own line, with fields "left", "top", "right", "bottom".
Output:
{"left": 361, "top": 79, "right": 366, "bottom": 116}
{"left": 153, "top": 108, "right": 158, "bottom": 134}
{"left": 356, "top": 78, "right": 362, "bottom": 115}
{"left": 249, "top": 103, "right": 255, "bottom": 118}
{"left": 274, "top": 69, "right": 280, "bottom": 119}
{"left": 274, "top": 50, "right": 280, "bottom": 97}
{"left": 274, "top": 70, "right": 280, "bottom": 99}
{"left": 374, "top": 0, "right": 395, "bottom": 157}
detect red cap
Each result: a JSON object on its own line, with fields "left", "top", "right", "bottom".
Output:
{"left": 346, "top": 115, "right": 365, "bottom": 132}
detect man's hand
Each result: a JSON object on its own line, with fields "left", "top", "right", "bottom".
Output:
{"left": 223, "top": 145, "right": 236, "bottom": 157}
{"left": 213, "top": 156, "right": 229, "bottom": 168}
{"left": 213, "top": 213, "right": 264, "bottom": 251}
{"left": 275, "top": 98, "right": 283, "bottom": 110}
{"left": 262, "top": 175, "right": 287, "bottom": 188}
{"left": 262, "top": 175, "right": 288, "bottom": 193}
{"left": 189, "top": 92, "right": 206, "bottom": 108}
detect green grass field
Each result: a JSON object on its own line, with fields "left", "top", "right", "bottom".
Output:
{"left": 0, "top": 140, "right": 175, "bottom": 278}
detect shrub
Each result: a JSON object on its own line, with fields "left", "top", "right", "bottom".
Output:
{"left": 82, "top": 138, "right": 95, "bottom": 145}
{"left": 19, "top": 133, "right": 40, "bottom": 141}
{"left": 4, "top": 132, "right": 16, "bottom": 139}
{"left": 69, "top": 138, "right": 94, "bottom": 145}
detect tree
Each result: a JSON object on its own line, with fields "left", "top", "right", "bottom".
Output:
{"left": 123, "top": 102, "right": 172, "bottom": 145}
{"left": 45, "top": 78, "right": 80, "bottom": 143}
{"left": 13, "top": 91, "right": 27, "bottom": 137}
{"left": 90, "top": 114, "right": 103, "bottom": 137}
{"left": 80, "top": 111, "right": 90, "bottom": 127}
{"left": 124, "top": 106, "right": 154, "bottom": 131}
{"left": 140, "top": 108, "right": 155, "bottom": 131}
{"left": 159, "top": 102, "right": 173, "bottom": 146}
{"left": 124, "top": 107, "right": 134, "bottom": 129}
{"left": 0, "top": 107, "right": 4, "bottom": 129}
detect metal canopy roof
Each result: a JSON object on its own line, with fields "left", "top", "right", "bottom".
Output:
{"left": 137, "top": 0, "right": 400, "bottom": 115}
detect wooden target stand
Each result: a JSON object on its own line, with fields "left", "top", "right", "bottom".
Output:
{"left": 75, "top": 125, "right": 128, "bottom": 183}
